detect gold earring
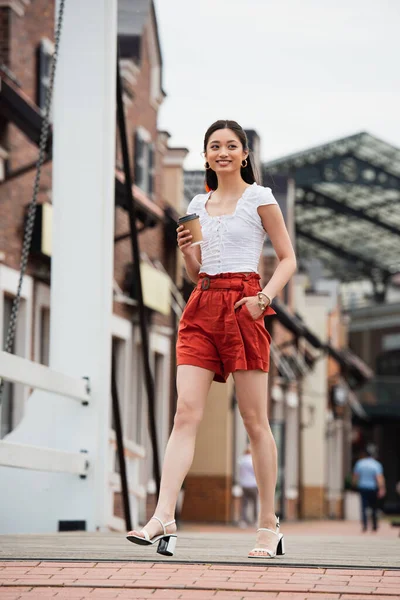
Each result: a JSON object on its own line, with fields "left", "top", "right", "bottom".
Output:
{"left": 204, "top": 162, "right": 211, "bottom": 170}
{"left": 241, "top": 159, "right": 248, "bottom": 168}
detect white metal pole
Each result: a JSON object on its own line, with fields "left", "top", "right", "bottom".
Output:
{"left": 51, "top": 0, "right": 117, "bottom": 531}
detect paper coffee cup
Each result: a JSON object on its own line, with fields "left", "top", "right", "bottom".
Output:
{"left": 177, "top": 213, "right": 203, "bottom": 246}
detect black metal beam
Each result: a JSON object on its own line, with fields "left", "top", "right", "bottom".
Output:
{"left": 0, "top": 77, "right": 52, "bottom": 151}
{"left": 114, "top": 224, "right": 148, "bottom": 243}
{"left": 111, "top": 346, "right": 132, "bottom": 532}
{"left": 116, "top": 51, "right": 161, "bottom": 498}
{"left": 298, "top": 187, "right": 400, "bottom": 238}
{"left": 114, "top": 177, "right": 159, "bottom": 228}
{"left": 271, "top": 299, "right": 303, "bottom": 338}
{"left": 0, "top": 154, "right": 52, "bottom": 185}
{"left": 296, "top": 226, "right": 392, "bottom": 277}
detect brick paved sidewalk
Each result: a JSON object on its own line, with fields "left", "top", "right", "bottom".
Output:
{"left": 1, "top": 561, "right": 400, "bottom": 600}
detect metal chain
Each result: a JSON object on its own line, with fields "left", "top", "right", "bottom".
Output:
{"left": 0, "top": 0, "right": 66, "bottom": 404}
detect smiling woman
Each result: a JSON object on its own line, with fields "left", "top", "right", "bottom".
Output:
{"left": 127, "top": 118, "right": 296, "bottom": 561}
{"left": 204, "top": 119, "right": 260, "bottom": 191}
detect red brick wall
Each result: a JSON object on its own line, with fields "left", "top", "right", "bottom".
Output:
{"left": 1, "top": 1, "right": 54, "bottom": 273}
{"left": 1, "top": 3, "right": 174, "bottom": 336}
{"left": 114, "top": 24, "right": 172, "bottom": 329}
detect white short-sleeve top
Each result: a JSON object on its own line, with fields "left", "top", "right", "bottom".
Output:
{"left": 186, "top": 182, "right": 278, "bottom": 275}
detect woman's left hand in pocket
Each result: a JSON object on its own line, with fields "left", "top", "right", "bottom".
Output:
{"left": 234, "top": 296, "right": 264, "bottom": 321}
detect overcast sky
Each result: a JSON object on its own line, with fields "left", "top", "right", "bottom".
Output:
{"left": 154, "top": 0, "right": 400, "bottom": 170}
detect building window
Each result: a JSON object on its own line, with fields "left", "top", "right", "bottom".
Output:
{"left": 37, "top": 38, "right": 54, "bottom": 114}
{"left": 134, "top": 128, "right": 155, "bottom": 197}
{"left": 1, "top": 296, "right": 15, "bottom": 439}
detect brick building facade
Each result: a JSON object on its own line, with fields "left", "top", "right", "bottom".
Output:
{"left": 0, "top": 0, "right": 187, "bottom": 528}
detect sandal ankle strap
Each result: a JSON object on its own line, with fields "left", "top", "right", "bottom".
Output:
{"left": 151, "top": 515, "right": 176, "bottom": 535}
{"left": 257, "top": 527, "right": 278, "bottom": 536}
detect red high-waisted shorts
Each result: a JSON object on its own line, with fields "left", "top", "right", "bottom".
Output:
{"left": 176, "top": 272, "right": 276, "bottom": 383}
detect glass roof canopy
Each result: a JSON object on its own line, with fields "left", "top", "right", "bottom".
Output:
{"left": 263, "top": 132, "right": 400, "bottom": 293}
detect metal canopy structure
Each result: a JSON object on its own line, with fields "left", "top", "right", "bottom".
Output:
{"left": 263, "top": 132, "right": 400, "bottom": 299}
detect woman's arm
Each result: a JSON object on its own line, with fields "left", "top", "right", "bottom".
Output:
{"left": 233, "top": 205, "right": 297, "bottom": 318}
{"left": 258, "top": 204, "right": 297, "bottom": 300}
{"left": 183, "top": 251, "right": 202, "bottom": 284}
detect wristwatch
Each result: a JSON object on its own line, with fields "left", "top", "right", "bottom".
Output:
{"left": 257, "top": 292, "right": 271, "bottom": 312}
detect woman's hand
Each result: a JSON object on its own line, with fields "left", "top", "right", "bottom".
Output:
{"left": 176, "top": 225, "right": 197, "bottom": 258}
{"left": 234, "top": 296, "right": 264, "bottom": 320}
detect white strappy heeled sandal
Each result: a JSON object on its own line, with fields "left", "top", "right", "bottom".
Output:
{"left": 126, "top": 516, "right": 177, "bottom": 556}
{"left": 248, "top": 517, "right": 285, "bottom": 559}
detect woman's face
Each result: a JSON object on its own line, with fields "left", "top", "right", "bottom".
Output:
{"left": 205, "top": 128, "right": 248, "bottom": 176}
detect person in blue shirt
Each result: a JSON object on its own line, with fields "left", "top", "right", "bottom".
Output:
{"left": 352, "top": 444, "right": 386, "bottom": 532}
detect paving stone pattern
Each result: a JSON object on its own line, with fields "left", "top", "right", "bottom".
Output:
{"left": 0, "top": 561, "right": 400, "bottom": 600}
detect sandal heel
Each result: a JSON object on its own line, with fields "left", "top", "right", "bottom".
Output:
{"left": 157, "top": 534, "right": 177, "bottom": 557}
{"left": 276, "top": 534, "right": 285, "bottom": 556}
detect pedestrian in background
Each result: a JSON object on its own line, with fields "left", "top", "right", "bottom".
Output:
{"left": 353, "top": 444, "right": 386, "bottom": 532}
{"left": 238, "top": 444, "right": 258, "bottom": 528}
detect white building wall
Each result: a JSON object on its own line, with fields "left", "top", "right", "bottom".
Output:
{"left": 294, "top": 277, "right": 330, "bottom": 501}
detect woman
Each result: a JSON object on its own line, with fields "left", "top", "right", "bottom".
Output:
{"left": 127, "top": 119, "right": 296, "bottom": 559}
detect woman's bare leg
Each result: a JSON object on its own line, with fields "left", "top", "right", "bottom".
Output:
{"left": 128, "top": 365, "right": 214, "bottom": 538}
{"left": 233, "top": 370, "right": 278, "bottom": 554}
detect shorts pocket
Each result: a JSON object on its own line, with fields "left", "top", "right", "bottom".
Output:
{"left": 242, "top": 302, "right": 265, "bottom": 322}
{"left": 234, "top": 304, "right": 261, "bottom": 360}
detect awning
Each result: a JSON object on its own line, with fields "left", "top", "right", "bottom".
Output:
{"left": 354, "top": 378, "right": 400, "bottom": 422}
{"left": 263, "top": 132, "right": 400, "bottom": 287}
{"left": 326, "top": 344, "right": 373, "bottom": 390}
{"left": 270, "top": 343, "right": 297, "bottom": 382}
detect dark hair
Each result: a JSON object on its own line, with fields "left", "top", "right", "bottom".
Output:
{"left": 203, "top": 119, "right": 259, "bottom": 191}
